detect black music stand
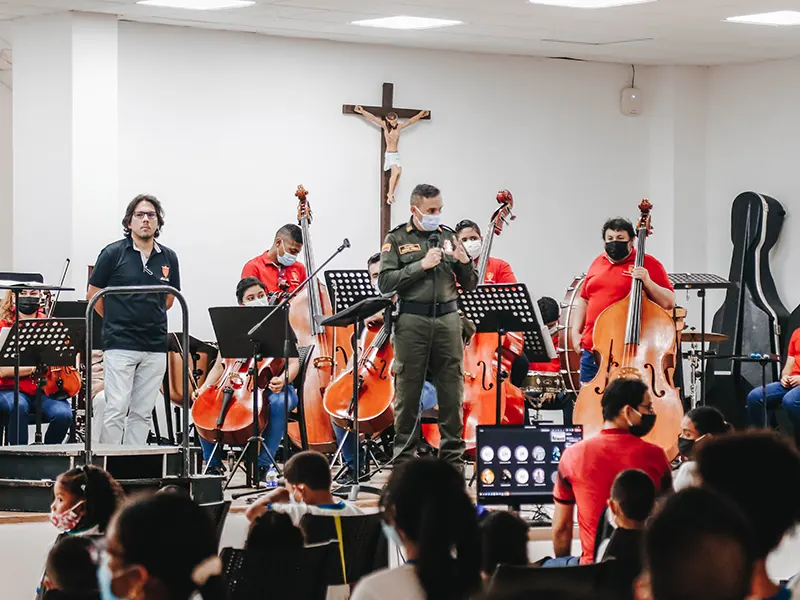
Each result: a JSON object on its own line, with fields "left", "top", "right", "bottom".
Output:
{"left": 320, "top": 295, "right": 392, "bottom": 500}
{"left": 324, "top": 270, "right": 378, "bottom": 312}
{"left": 208, "top": 306, "right": 298, "bottom": 489}
{"left": 669, "top": 273, "right": 734, "bottom": 405}
{"left": 0, "top": 318, "right": 84, "bottom": 444}
{"left": 458, "top": 284, "right": 555, "bottom": 425}
{"left": 710, "top": 354, "right": 780, "bottom": 429}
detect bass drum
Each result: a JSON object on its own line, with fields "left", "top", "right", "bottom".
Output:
{"left": 559, "top": 275, "right": 585, "bottom": 394}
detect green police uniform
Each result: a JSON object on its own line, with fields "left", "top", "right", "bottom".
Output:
{"left": 378, "top": 218, "right": 479, "bottom": 466}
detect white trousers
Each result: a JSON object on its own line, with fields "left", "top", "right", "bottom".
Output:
{"left": 101, "top": 349, "right": 166, "bottom": 445}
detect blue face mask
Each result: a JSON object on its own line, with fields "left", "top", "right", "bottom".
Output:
{"left": 277, "top": 242, "right": 298, "bottom": 267}
{"left": 380, "top": 521, "right": 405, "bottom": 549}
{"left": 97, "top": 556, "right": 122, "bottom": 600}
{"left": 414, "top": 208, "right": 441, "bottom": 232}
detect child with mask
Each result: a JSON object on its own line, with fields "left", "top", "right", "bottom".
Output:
{"left": 673, "top": 406, "right": 730, "bottom": 491}
{"left": 42, "top": 536, "right": 100, "bottom": 600}
{"left": 245, "top": 451, "right": 362, "bottom": 526}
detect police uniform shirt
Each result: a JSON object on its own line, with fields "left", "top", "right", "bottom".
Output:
{"left": 89, "top": 237, "right": 181, "bottom": 353}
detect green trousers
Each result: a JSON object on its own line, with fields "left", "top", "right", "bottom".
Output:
{"left": 392, "top": 311, "right": 465, "bottom": 466}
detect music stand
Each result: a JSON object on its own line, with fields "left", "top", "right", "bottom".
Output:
{"left": 208, "top": 306, "right": 298, "bottom": 489}
{"left": 709, "top": 354, "right": 780, "bottom": 429}
{"left": 669, "top": 273, "right": 734, "bottom": 405}
{"left": 458, "top": 284, "right": 556, "bottom": 425}
{"left": 320, "top": 294, "right": 392, "bottom": 500}
{"left": 324, "top": 270, "right": 377, "bottom": 313}
{"left": 0, "top": 318, "right": 84, "bottom": 444}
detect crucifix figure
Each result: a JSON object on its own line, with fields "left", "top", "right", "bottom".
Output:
{"left": 344, "top": 82, "right": 431, "bottom": 241}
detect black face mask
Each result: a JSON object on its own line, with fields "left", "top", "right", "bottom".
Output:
{"left": 629, "top": 412, "right": 657, "bottom": 438}
{"left": 677, "top": 437, "right": 695, "bottom": 458}
{"left": 605, "top": 240, "right": 631, "bottom": 262}
{"left": 16, "top": 297, "right": 40, "bottom": 316}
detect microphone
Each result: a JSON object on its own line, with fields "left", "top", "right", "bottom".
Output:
{"left": 338, "top": 238, "right": 351, "bottom": 252}
{"left": 428, "top": 233, "right": 441, "bottom": 249}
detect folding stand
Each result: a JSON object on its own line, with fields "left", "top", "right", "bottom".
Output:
{"left": 709, "top": 353, "right": 780, "bottom": 429}
{"left": 207, "top": 306, "right": 298, "bottom": 489}
{"left": 0, "top": 318, "right": 85, "bottom": 444}
{"left": 321, "top": 295, "right": 393, "bottom": 500}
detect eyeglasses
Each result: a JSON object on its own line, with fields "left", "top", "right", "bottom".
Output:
{"left": 133, "top": 211, "right": 157, "bottom": 220}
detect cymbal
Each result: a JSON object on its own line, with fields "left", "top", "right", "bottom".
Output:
{"left": 680, "top": 331, "right": 728, "bottom": 344}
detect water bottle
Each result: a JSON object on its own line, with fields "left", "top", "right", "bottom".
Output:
{"left": 265, "top": 466, "right": 278, "bottom": 489}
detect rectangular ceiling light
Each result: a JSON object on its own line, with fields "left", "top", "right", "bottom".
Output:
{"left": 351, "top": 16, "right": 462, "bottom": 30}
{"left": 529, "top": 0, "right": 655, "bottom": 7}
{"left": 726, "top": 11, "right": 800, "bottom": 26}
{"left": 137, "top": 0, "right": 254, "bottom": 9}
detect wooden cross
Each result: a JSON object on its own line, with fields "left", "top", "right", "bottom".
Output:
{"left": 343, "top": 82, "right": 431, "bottom": 242}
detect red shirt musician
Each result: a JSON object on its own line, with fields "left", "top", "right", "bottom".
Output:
{"left": 241, "top": 224, "right": 307, "bottom": 294}
{"left": 455, "top": 219, "right": 516, "bottom": 284}
{"left": 570, "top": 217, "right": 674, "bottom": 385}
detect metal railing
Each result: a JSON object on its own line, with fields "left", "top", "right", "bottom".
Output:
{"left": 84, "top": 286, "right": 191, "bottom": 476}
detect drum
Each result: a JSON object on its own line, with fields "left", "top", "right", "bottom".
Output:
{"left": 522, "top": 371, "right": 565, "bottom": 395}
{"left": 559, "top": 274, "right": 586, "bottom": 393}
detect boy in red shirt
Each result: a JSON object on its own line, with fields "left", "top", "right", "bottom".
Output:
{"left": 241, "top": 224, "right": 307, "bottom": 293}
{"left": 548, "top": 378, "right": 672, "bottom": 566}
{"left": 746, "top": 326, "right": 800, "bottom": 431}
{"left": 570, "top": 218, "right": 674, "bottom": 384}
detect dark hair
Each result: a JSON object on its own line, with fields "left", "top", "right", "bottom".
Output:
{"left": 283, "top": 451, "right": 331, "bottom": 491}
{"left": 122, "top": 194, "right": 165, "bottom": 238}
{"left": 537, "top": 297, "right": 560, "bottom": 325}
{"left": 275, "top": 223, "right": 303, "bottom": 245}
{"left": 57, "top": 466, "right": 123, "bottom": 533}
{"left": 645, "top": 487, "right": 755, "bottom": 600}
{"left": 157, "top": 484, "right": 190, "bottom": 497}
{"left": 45, "top": 536, "right": 98, "bottom": 595}
{"left": 113, "top": 494, "right": 224, "bottom": 600}
{"left": 480, "top": 511, "right": 529, "bottom": 576}
{"left": 236, "top": 276, "right": 267, "bottom": 304}
{"left": 367, "top": 253, "right": 382, "bottom": 270}
{"left": 696, "top": 431, "right": 800, "bottom": 558}
{"left": 686, "top": 406, "right": 730, "bottom": 436}
{"left": 601, "top": 218, "right": 635, "bottom": 240}
{"left": 246, "top": 511, "right": 304, "bottom": 556}
{"left": 600, "top": 378, "right": 647, "bottom": 422}
{"left": 380, "top": 458, "right": 481, "bottom": 600}
{"left": 410, "top": 184, "right": 441, "bottom": 207}
{"left": 610, "top": 469, "right": 656, "bottom": 522}
{"left": 455, "top": 220, "right": 482, "bottom": 237}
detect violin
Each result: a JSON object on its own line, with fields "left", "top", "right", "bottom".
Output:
{"left": 41, "top": 259, "right": 82, "bottom": 400}
{"left": 422, "top": 190, "right": 525, "bottom": 452}
{"left": 192, "top": 356, "right": 285, "bottom": 445}
{"left": 573, "top": 199, "right": 683, "bottom": 456}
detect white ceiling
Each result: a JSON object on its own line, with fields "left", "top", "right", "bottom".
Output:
{"left": 1, "top": 0, "right": 800, "bottom": 65}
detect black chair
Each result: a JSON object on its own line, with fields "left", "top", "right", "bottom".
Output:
{"left": 220, "top": 542, "right": 336, "bottom": 600}
{"left": 201, "top": 500, "right": 231, "bottom": 547}
{"left": 287, "top": 344, "right": 313, "bottom": 452}
{"left": 300, "top": 513, "right": 388, "bottom": 585}
{"left": 488, "top": 561, "right": 624, "bottom": 597}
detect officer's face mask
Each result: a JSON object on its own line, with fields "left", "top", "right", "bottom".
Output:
{"left": 413, "top": 207, "right": 441, "bottom": 232}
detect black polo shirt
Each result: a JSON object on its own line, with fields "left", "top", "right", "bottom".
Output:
{"left": 88, "top": 237, "right": 181, "bottom": 353}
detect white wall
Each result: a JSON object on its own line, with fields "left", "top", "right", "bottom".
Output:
{"left": 117, "top": 23, "right": 658, "bottom": 338}
{"left": 0, "top": 74, "right": 10, "bottom": 271}
{"left": 706, "top": 57, "right": 800, "bottom": 317}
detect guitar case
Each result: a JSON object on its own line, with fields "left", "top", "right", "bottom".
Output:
{"left": 706, "top": 192, "right": 789, "bottom": 427}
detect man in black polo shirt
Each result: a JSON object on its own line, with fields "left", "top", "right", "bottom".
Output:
{"left": 87, "top": 194, "right": 180, "bottom": 445}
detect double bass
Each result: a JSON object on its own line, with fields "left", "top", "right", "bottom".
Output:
{"left": 422, "top": 190, "right": 525, "bottom": 451}
{"left": 286, "top": 186, "right": 346, "bottom": 452}
{"left": 573, "top": 199, "right": 683, "bottom": 455}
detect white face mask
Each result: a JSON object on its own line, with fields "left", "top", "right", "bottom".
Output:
{"left": 373, "top": 281, "right": 381, "bottom": 295}
{"left": 548, "top": 325, "right": 559, "bottom": 336}
{"left": 245, "top": 297, "right": 270, "bottom": 307}
{"left": 462, "top": 239, "right": 482, "bottom": 258}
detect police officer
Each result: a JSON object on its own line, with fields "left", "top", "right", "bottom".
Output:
{"left": 378, "top": 183, "right": 478, "bottom": 468}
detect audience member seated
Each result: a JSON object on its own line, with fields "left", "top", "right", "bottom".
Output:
{"left": 246, "top": 510, "right": 304, "bottom": 557}
{"left": 746, "top": 325, "right": 800, "bottom": 432}
{"left": 50, "top": 466, "right": 123, "bottom": 535}
{"left": 42, "top": 536, "right": 100, "bottom": 600}
{"left": 598, "top": 469, "right": 655, "bottom": 582}
{"left": 674, "top": 406, "right": 730, "bottom": 491}
{"left": 637, "top": 487, "right": 756, "bottom": 600}
{"left": 156, "top": 484, "right": 190, "bottom": 497}
{"left": 696, "top": 432, "right": 800, "bottom": 600}
{"left": 548, "top": 379, "right": 672, "bottom": 566}
{"left": 100, "top": 493, "right": 226, "bottom": 600}
{"left": 351, "top": 457, "right": 481, "bottom": 600}
{"left": 480, "top": 511, "right": 529, "bottom": 582}
{"left": 246, "top": 450, "right": 362, "bottom": 526}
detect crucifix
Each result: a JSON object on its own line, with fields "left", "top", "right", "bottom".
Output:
{"left": 343, "top": 82, "right": 431, "bottom": 242}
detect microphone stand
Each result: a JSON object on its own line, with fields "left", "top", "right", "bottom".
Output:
{"left": 233, "top": 238, "right": 350, "bottom": 494}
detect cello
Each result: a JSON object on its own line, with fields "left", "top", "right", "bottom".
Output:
{"left": 286, "top": 185, "right": 344, "bottom": 452}
{"left": 573, "top": 199, "right": 683, "bottom": 455}
{"left": 41, "top": 259, "right": 82, "bottom": 400}
{"left": 422, "top": 190, "right": 526, "bottom": 452}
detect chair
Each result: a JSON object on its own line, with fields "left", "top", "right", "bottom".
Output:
{"left": 201, "top": 499, "right": 231, "bottom": 547}
{"left": 286, "top": 344, "right": 313, "bottom": 452}
{"left": 488, "top": 561, "right": 622, "bottom": 597}
{"left": 220, "top": 542, "right": 336, "bottom": 600}
{"left": 300, "top": 513, "right": 389, "bottom": 585}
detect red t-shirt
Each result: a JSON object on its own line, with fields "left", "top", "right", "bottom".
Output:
{"left": 580, "top": 251, "right": 673, "bottom": 351}
{"left": 553, "top": 428, "right": 671, "bottom": 564}
{"left": 483, "top": 257, "right": 516, "bottom": 284}
{"left": 788, "top": 328, "right": 800, "bottom": 376}
{"left": 241, "top": 252, "right": 308, "bottom": 294}
{"left": 0, "top": 317, "right": 39, "bottom": 394}
{"left": 530, "top": 333, "right": 560, "bottom": 372}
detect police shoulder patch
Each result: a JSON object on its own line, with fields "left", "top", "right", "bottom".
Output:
{"left": 381, "top": 243, "right": 392, "bottom": 253}
{"left": 399, "top": 243, "right": 422, "bottom": 255}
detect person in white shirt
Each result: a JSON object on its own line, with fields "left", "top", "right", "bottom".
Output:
{"left": 351, "top": 458, "right": 481, "bottom": 600}
{"left": 245, "top": 451, "right": 362, "bottom": 526}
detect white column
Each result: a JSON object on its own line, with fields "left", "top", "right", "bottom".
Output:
{"left": 12, "top": 12, "right": 118, "bottom": 292}
{"left": 0, "top": 68, "right": 11, "bottom": 271}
